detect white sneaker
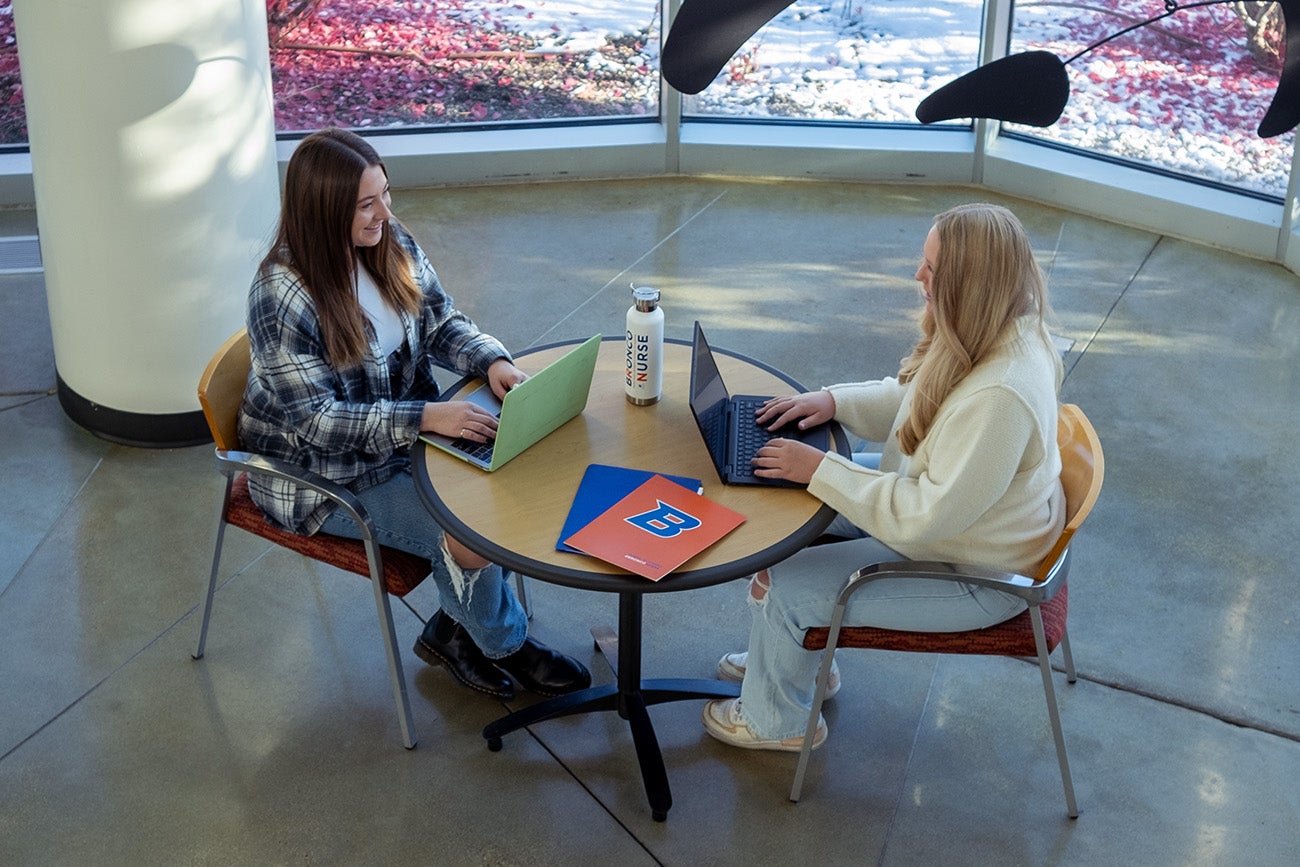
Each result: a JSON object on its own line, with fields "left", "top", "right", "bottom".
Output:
{"left": 716, "top": 651, "right": 842, "bottom": 700}
{"left": 701, "top": 698, "right": 826, "bottom": 752}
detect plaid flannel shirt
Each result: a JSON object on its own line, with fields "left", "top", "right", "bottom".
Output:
{"left": 238, "top": 223, "right": 510, "bottom": 535}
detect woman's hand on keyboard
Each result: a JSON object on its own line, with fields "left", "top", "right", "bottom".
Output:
{"left": 751, "top": 437, "right": 825, "bottom": 485}
{"left": 486, "top": 358, "right": 528, "bottom": 399}
{"left": 755, "top": 390, "right": 835, "bottom": 433}
{"left": 420, "top": 401, "right": 500, "bottom": 442}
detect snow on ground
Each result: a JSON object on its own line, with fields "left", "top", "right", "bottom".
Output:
{"left": 478, "top": 0, "right": 1293, "bottom": 198}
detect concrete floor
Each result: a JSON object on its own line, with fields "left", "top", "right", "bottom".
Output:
{"left": 1, "top": 178, "right": 1297, "bottom": 865}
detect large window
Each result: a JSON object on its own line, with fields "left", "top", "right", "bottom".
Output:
{"left": 0, "top": 0, "right": 1296, "bottom": 240}
{"left": 267, "top": 0, "right": 660, "bottom": 132}
{"left": 1009, "top": 0, "right": 1293, "bottom": 199}
{"left": 680, "top": 0, "right": 983, "bottom": 125}
{"left": 0, "top": 1, "right": 661, "bottom": 143}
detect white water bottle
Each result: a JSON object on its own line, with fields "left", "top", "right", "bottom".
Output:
{"left": 625, "top": 285, "right": 664, "bottom": 405}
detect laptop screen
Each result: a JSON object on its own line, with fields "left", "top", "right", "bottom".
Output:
{"left": 689, "top": 322, "right": 732, "bottom": 478}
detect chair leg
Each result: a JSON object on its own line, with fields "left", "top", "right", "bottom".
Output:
{"left": 364, "top": 540, "right": 418, "bottom": 750}
{"left": 193, "top": 481, "right": 233, "bottom": 661}
{"left": 1032, "top": 607, "right": 1079, "bottom": 818}
{"left": 510, "top": 569, "right": 532, "bottom": 620}
{"left": 1058, "top": 625, "right": 1077, "bottom": 683}
{"left": 790, "top": 600, "right": 850, "bottom": 802}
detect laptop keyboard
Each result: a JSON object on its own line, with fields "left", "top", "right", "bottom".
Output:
{"left": 732, "top": 396, "right": 776, "bottom": 479}
{"left": 451, "top": 437, "right": 495, "bottom": 462}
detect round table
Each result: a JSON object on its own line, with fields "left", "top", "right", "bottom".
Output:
{"left": 413, "top": 336, "right": 848, "bottom": 820}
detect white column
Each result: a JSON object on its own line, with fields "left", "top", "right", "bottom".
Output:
{"left": 14, "top": 0, "right": 281, "bottom": 445}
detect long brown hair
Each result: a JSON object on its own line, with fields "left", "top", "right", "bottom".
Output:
{"left": 895, "top": 203, "right": 1058, "bottom": 454}
{"left": 261, "top": 127, "right": 422, "bottom": 367}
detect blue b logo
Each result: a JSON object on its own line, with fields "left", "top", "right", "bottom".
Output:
{"left": 626, "top": 500, "right": 702, "bottom": 538}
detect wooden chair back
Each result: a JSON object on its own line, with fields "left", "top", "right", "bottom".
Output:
{"left": 197, "top": 329, "right": 251, "bottom": 451}
{"left": 1033, "top": 403, "right": 1104, "bottom": 582}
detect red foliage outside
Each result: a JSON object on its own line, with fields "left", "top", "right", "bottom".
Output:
{"left": 0, "top": 0, "right": 1288, "bottom": 190}
{"left": 1019, "top": 0, "right": 1282, "bottom": 136}
{"left": 0, "top": 7, "right": 20, "bottom": 143}
{"left": 0, "top": 0, "right": 656, "bottom": 143}
{"left": 266, "top": 0, "right": 656, "bottom": 131}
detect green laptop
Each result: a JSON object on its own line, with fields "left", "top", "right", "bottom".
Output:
{"left": 421, "top": 334, "right": 601, "bottom": 471}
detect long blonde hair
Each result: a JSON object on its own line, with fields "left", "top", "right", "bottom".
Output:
{"left": 895, "top": 203, "right": 1056, "bottom": 455}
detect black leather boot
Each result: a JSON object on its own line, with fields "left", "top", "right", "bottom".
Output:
{"left": 413, "top": 611, "right": 515, "bottom": 700}
{"left": 494, "top": 636, "right": 592, "bottom": 697}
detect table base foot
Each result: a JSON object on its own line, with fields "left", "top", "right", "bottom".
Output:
{"left": 482, "top": 677, "right": 739, "bottom": 821}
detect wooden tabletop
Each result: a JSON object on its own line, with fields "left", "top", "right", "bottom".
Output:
{"left": 413, "top": 337, "right": 846, "bottom": 594}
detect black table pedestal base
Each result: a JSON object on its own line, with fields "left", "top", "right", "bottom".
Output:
{"left": 482, "top": 591, "right": 741, "bottom": 821}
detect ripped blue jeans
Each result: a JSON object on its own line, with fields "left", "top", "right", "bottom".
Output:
{"left": 318, "top": 469, "right": 528, "bottom": 658}
{"left": 737, "top": 508, "right": 1027, "bottom": 741}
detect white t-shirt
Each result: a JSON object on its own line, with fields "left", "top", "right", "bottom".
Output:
{"left": 355, "top": 266, "right": 405, "bottom": 357}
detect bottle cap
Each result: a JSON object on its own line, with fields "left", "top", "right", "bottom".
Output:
{"left": 632, "top": 285, "right": 660, "bottom": 311}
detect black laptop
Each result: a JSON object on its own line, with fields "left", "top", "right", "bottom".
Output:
{"left": 688, "top": 321, "right": 831, "bottom": 487}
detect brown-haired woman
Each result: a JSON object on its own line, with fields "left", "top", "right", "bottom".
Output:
{"left": 702, "top": 202, "right": 1065, "bottom": 751}
{"left": 239, "top": 127, "right": 589, "bottom": 702}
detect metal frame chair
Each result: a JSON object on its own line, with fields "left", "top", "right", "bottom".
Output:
{"left": 789, "top": 403, "right": 1104, "bottom": 817}
{"left": 192, "top": 329, "right": 527, "bottom": 749}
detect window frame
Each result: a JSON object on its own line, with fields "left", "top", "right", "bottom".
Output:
{"left": 2, "top": 0, "right": 1296, "bottom": 269}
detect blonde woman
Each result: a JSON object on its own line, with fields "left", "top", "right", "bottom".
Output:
{"left": 703, "top": 203, "right": 1065, "bottom": 751}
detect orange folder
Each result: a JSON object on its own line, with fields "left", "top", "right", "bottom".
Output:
{"left": 563, "top": 474, "right": 745, "bottom": 581}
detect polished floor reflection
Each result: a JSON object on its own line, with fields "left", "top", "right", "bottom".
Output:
{"left": 2, "top": 179, "right": 1297, "bottom": 864}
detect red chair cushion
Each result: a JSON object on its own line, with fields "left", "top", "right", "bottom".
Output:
{"left": 803, "top": 583, "right": 1068, "bottom": 656}
{"left": 224, "top": 473, "right": 429, "bottom": 598}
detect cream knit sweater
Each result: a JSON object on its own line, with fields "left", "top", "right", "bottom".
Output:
{"left": 809, "top": 316, "right": 1065, "bottom": 576}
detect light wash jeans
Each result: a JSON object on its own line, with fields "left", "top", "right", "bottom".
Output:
{"left": 318, "top": 468, "right": 529, "bottom": 658}
{"left": 736, "top": 453, "right": 1027, "bottom": 740}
